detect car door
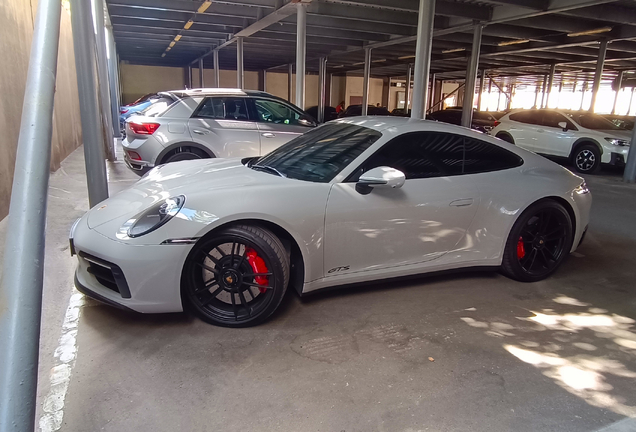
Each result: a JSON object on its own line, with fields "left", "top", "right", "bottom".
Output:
{"left": 533, "top": 110, "right": 578, "bottom": 157}
{"left": 250, "top": 97, "right": 314, "bottom": 155}
{"left": 323, "top": 131, "right": 480, "bottom": 276}
{"left": 506, "top": 111, "right": 543, "bottom": 152}
{"left": 187, "top": 97, "right": 260, "bottom": 158}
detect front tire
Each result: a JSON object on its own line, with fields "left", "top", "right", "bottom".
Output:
{"left": 572, "top": 144, "right": 600, "bottom": 174}
{"left": 182, "top": 225, "right": 289, "bottom": 327}
{"left": 501, "top": 200, "right": 573, "bottom": 282}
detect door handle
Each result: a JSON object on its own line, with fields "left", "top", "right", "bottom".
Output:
{"left": 192, "top": 129, "right": 209, "bottom": 135}
{"left": 450, "top": 198, "right": 473, "bottom": 207}
{"left": 261, "top": 132, "right": 276, "bottom": 138}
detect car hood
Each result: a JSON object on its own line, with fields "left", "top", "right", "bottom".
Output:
{"left": 87, "top": 158, "right": 286, "bottom": 229}
{"left": 596, "top": 129, "right": 632, "bottom": 140}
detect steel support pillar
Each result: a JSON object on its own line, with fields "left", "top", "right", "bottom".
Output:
{"left": 589, "top": 39, "right": 608, "bottom": 112}
{"left": 428, "top": 73, "right": 436, "bottom": 111}
{"left": 295, "top": 3, "right": 307, "bottom": 109}
{"left": 546, "top": 64, "right": 556, "bottom": 108}
{"left": 410, "top": 0, "right": 435, "bottom": 119}
{"left": 213, "top": 50, "right": 220, "bottom": 88}
{"left": 477, "top": 70, "right": 485, "bottom": 111}
{"left": 461, "top": 24, "right": 482, "bottom": 128}
{"left": 105, "top": 25, "right": 121, "bottom": 139}
{"left": 580, "top": 82, "right": 587, "bottom": 111}
{"left": 91, "top": 0, "right": 114, "bottom": 160}
{"left": 317, "top": 57, "right": 327, "bottom": 123}
{"left": 362, "top": 48, "right": 372, "bottom": 116}
{"left": 612, "top": 70, "right": 624, "bottom": 115}
{"left": 540, "top": 74, "right": 548, "bottom": 108}
{"left": 405, "top": 64, "right": 412, "bottom": 113}
{"left": 186, "top": 66, "right": 192, "bottom": 88}
{"left": 237, "top": 37, "right": 244, "bottom": 89}
{"left": 624, "top": 124, "right": 636, "bottom": 183}
{"left": 0, "top": 0, "right": 62, "bottom": 429}
{"left": 71, "top": 0, "right": 108, "bottom": 207}
{"left": 199, "top": 58, "right": 205, "bottom": 88}
{"left": 629, "top": 87, "right": 635, "bottom": 115}
{"left": 288, "top": 64, "right": 293, "bottom": 102}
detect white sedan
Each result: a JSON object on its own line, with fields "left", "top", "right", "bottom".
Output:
{"left": 71, "top": 117, "right": 592, "bottom": 327}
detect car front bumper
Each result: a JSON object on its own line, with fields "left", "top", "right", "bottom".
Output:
{"left": 71, "top": 215, "right": 192, "bottom": 313}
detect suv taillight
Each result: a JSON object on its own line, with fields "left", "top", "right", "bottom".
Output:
{"left": 493, "top": 121, "right": 500, "bottom": 127}
{"left": 129, "top": 122, "right": 160, "bottom": 135}
{"left": 120, "top": 108, "right": 129, "bottom": 114}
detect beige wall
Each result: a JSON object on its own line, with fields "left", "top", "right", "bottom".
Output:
{"left": 121, "top": 64, "right": 187, "bottom": 104}
{"left": 0, "top": 2, "right": 81, "bottom": 220}
{"left": 344, "top": 76, "right": 384, "bottom": 107}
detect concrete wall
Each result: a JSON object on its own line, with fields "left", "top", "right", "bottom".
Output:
{"left": 0, "top": 2, "right": 81, "bottom": 220}
{"left": 344, "top": 76, "right": 384, "bottom": 108}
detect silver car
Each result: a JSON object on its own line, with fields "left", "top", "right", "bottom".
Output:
{"left": 122, "top": 89, "right": 316, "bottom": 174}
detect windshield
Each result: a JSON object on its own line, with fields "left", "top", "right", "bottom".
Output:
{"left": 252, "top": 123, "right": 381, "bottom": 183}
{"left": 567, "top": 113, "right": 621, "bottom": 130}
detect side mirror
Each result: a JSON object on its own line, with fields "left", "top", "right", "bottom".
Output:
{"left": 356, "top": 166, "right": 406, "bottom": 195}
{"left": 558, "top": 121, "right": 568, "bottom": 131}
{"left": 298, "top": 115, "right": 317, "bottom": 127}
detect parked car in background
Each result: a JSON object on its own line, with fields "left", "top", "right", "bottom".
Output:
{"left": 490, "top": 111, "right": 509, "bottom": 120}
{"left": 120, "top": 92, "right": 180, "bottom": 136}
{"left": 492, "top": 109, "right": 631, "bottom": 174}
{"left": 426, "top": 108, "right": 500, "bottom": 133}
{"left": 338, "top": 105, "right": 391, "bottom": 118}
{"left": 73, "top": 117, "right": 591, "bottom": 327}
{"left": 122, "top": 89, "right": 316, "bottom": 174}
{"left": 602, "top": 114, "right": 634, "bottom": 130}
{"left": 305, "top": 105, "right": 338, "bottom": 123}
{"left": 390, "top": 108, "right": 410, "bottom": 117}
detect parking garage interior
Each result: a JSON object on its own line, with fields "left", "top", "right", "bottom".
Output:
{"left": 2, "top": 1, "right": 636, "bottom": 431}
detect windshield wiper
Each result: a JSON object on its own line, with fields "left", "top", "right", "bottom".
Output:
{"left": 251, "top": 164, "right": 287, "bottom": 178}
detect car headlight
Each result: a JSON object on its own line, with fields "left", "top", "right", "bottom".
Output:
{"left": 574, "top": 181, "right": 590, "bottom": 195}
{"left": 121, "top": 195, "right": 185, "bottom": 238}
{"left": 604, "top": 137, "right": 630, "bottom": 147}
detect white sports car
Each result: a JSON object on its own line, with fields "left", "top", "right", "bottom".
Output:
{"left": 71, "top": 117, "right": 592, "bottom": 327}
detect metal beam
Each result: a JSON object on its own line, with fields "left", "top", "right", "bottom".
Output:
{"left": 540, "top": 73, "right": 548, "bottom": 108}
{"left": 296, "top": 3, "right": 307, "bottom": 109}
{"left": 462, "top": 24, "right": 482, "bottom": 128}
{"left": 71, "top": 0, "right": 108, "bottom": 207}
{"left": 362, "top": 48, "right": 372, "bottom": 116}
{"left": 237, "top": 37, "right": 244, "bottom": 89}
{"left": 0, "top": 0, "right": 62, "bottom": 429}
{"left": 612, "top": 70, "right": 623, "bottom": 114}
{"left": 589, "top": 39, "right": 608, "bottom": 112}
{"left": 411, "top": 0, "right": 436, "bottom": 119}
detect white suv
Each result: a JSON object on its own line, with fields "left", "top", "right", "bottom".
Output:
{"left": 491, "top": 109, "right": 631, "bottom": 174}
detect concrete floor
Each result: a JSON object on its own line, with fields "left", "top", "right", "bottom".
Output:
{"left": 2, "top": 148, "right": 636, "bottom": 431}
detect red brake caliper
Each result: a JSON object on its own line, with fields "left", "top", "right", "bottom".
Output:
{"left": 244, "top": 247, "right": 270, "bottom": 293}
{"left": 517, "top": 236, "right": 526, "bottom": 259}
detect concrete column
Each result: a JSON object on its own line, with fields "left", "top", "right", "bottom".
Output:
{"left": 546, "top": 63, "right": 556, "bottom": 108}
{"left": 461, "top": 24, "right": 482, "bottom": 128}
{"left": 91, "top": 0, "right": 114, "bottom": 160}
{"left": 237, "top": 37, "right": 244, "bottom": 89}
{"left": 199, "top": 58, "right": 205, "bottom": 88}
{"left": 589, "top": 39, "right": 608, "bottom": 112}
{"left": 213, "top": 50, "right": 220, "bottom": 88}
{"left": 624, "top": 121, "right": 636, "bottom": 182}
{"left": 0, "top": 0, "right": 62, "bottom": 429}
{"left": 405, "top": 63, "right": 412, "bottom": 113}
{"left": 295, "top": 3, "right": 307, "bottom": 109}
{"left": 70, "top": 0, "right": 108, "bottom": 207}
{"left": 410, "top": 0, "right": 435, "bottom": 119}
{"left": 477, "top": 70, "right": 485, "bottom": 111}
{"left": 428, "top": 73, "right": 436, "bottom": 111}
{"left": 288, "top": 63, "right": 293, "bottom": 102}
{"left": 105, "top": 25, "right": 121, "bottom": 138}
{"left": 612, "top": 70, "right": 624, "bottom": 114}
{"left": 362, "top": 48, "right": 372, "bottom": 116}
{"left": 318, "top": 57, "right": 327, "bottom": 122}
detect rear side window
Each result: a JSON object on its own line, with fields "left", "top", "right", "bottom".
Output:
{"left": 509, "top": 111, "right": 542, "bottom": 125}
{"left": 463, "top": 137, "right": 523, "bottom": 174}
{"left": 541, "top": 111, "right": 577, "bottom": 130}
{"left": 193, "top": 97, "right": 250, "bottom": 121}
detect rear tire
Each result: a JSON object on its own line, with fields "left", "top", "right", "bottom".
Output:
{"left": 501, "top": 200, "right": 573, "bottom": 282}
{"left": 162, "top": 146, "right": 209, "bottom": 164}
{"left": 182, "top": 225, "right": 289, "bottom": 327}
{"left": 572, "top": 144, "right": 600, "bottom": 174}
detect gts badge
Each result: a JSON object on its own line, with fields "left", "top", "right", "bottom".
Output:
{"left": 328, "top": 266, "right": 350, "bottom": 274}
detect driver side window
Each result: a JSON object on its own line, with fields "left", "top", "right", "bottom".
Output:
{"left": 253, "top": 98, "right": 301, "bottom": 125}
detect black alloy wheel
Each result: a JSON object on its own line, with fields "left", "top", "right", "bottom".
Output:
{"left": 182, "top": 225, "right": 289, "bottom": 327}
{"left": 164, "top": 146, "right": 209, "bottom": 164}
{"left": 573, "top": 144, "right": 600, "bottom": 174}
{"left": 501, "top": 200, "right": 573, "bottom": 282}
